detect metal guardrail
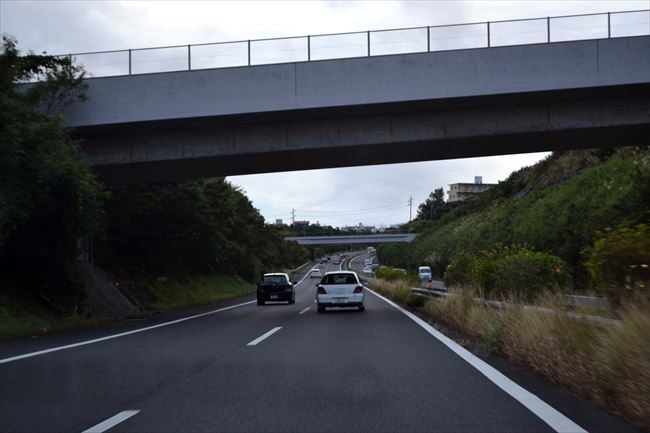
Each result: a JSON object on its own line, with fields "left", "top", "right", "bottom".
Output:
{"left": 412, "top": 287, "right": 621, "bottom": 328}
{"left": 58, "top": 9, "right": 649, "bottom": 79}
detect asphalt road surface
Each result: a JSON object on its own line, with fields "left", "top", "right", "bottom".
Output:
{"left": 0, "top": 255, "right": 639, "bottom": 432}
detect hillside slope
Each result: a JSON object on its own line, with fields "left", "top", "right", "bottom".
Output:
{"left": 379, "top": 147, "right": 650, "bottom": 287}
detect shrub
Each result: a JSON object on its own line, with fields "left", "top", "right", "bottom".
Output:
{"left": 444, "top": 251, "right": 476, "bottom": 287}
{"left": 491, "top": 247, "right": 569, "bottom": 301}
{"left": 376, "top": 266, "right": 409, "bottom": 282}
{"left": 583, "top": 222, "right": 650, "bottom": 306}
{"left": 446, "top": 246, "right": 568, "bottom": 301}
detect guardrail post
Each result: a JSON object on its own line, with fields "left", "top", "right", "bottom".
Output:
{"left": 487, "top": 21, "right": 491, "bottom": 47}
{"left": 367, "top": 31, "right": 371, "bottom": 56}
{"left": 547, "top": 17, "right": 551, "bottom": 42}
{"left": 188, "top": 44, "right": 191, "bottom": 70}
{"left": 427, "top": 26, "right": 430, "bottom": 52}
{"left": 128, "top": 49, "right": 132, "bottom": 75}
{"left": 307, "top": 35, "right": 311, "bottom": 61}
{"left": 607, "top": 12, "right": 611, "bottom": 38}
{"left": 247, "top": 40, "right": 251, "bottom": 66}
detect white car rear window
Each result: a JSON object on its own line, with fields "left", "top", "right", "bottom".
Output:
{"left": 322, "top": 274, "right": 358, "bottom": 285}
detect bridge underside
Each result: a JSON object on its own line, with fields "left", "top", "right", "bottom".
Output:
{"left": 77, "top": 85, "right": 650, "bottom": 185}
{"left": 285, "top": 234, "right": 418, "bottom": 245}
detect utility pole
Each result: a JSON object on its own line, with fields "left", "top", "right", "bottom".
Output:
{"left": 291, "top": 207, "right": 295, "bottom": 225}
{"left": 408, "top": 195, "right": 413, "bottom": 222}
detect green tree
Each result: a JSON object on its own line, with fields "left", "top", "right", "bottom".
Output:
{"left": 0, "top": 36, "right": 102, "bottom": 312}
{"left": 96, "top": 179, "right": 308, "bottom": 283}
{"left": 417, "top": 187, "right": 447, "bottom": 221}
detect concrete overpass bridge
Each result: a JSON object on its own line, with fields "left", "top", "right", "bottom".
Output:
{"left": 57, "top": 11, "right": 650, "bottom": 184}
{"left": 285, "top": 233, "right": 418, "bottom": 246}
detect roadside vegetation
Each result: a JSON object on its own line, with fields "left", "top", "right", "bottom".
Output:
{"left": 371, "top": 276, "right": 649, "bottom": 430}
{"left": 147, "top": 276, "right": 256, "bottom": 311}
{"left": 0, "top": 293, "right": 109, "bottom": 340}
{"left": 0, "top": 38, "right": 310, "bottom": 338}
{"left": 372, "top": 147, "right": 650, "bottom": 429}
{"left": 380, "top": 147, "right": 650, "bottom": 289}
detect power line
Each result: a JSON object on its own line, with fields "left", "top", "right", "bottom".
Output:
{"left": 294, "top": 202, "right": 408, "bottom": 215}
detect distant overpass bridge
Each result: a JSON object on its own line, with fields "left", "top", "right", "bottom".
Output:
{"left": 54, "top": 11, "right": 649, "bottom": 184}
{"left": 285, "top": 233, "right": 418, "bottom": 245}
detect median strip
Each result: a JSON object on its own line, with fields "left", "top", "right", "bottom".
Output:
{"left": 247, "top": 327, "right": 282, "bottom": 346}
{"left": 82, "top": 410, "right": 140, "bottom": 433}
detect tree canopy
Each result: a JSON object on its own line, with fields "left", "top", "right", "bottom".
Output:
{"left": 416, "top": 187, "right": 447, "bottom": 221}
{"left": 0, "top": 36, "right": 102, "bottom": 311}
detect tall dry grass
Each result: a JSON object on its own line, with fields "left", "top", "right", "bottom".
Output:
{"left": 416, "top": 285, "right": 649, "bottom": 430}
{"left": 369, "top": 278, "right": 424, "bottom": 307}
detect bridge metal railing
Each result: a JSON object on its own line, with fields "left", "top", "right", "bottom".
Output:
{"left": 60, "top": 9, "right": 649, "bottom": 79}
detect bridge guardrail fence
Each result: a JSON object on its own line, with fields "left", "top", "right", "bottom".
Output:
{"left": 52, "top": 9, "right": 649, "bottom": 80}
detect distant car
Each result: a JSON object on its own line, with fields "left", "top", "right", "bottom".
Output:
{"left": 309, "top": 268, "right": 322, "bottom": 278}
{"left": 418, "top": 266, "right": 432, "bottom": 282}
{"left": 316, "top": 271, "right": 365, "bottom": 312}
{"left": 257, "top": 273, "right": 295, "bottom": 305}
{"left": 362, "top": 266, "right": 374, "bottom": 275}
{"left": 364, "top": 259, "right": 372, "bottom": 266}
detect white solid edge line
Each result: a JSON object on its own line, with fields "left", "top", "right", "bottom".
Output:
{"left": 0, "top": 300, "right": 257, "bottom": 365}
{"left": 247, "top": 326, "right": 282, "bottom": 346}
{"left": 298, "top": 307, "right": 310, "bottom": 315}
{"left": 82, "top": 410, "right": 140, "bottom": 433}
{"left": 366, "top": 288, "right": 587, "bottom": 433}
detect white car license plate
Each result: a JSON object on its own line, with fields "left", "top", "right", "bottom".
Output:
{"left": 270, "top": 295, "right": 278, "bottom": 299}
{"left": 334, "top": 298, "right": 346, "bottom": 303}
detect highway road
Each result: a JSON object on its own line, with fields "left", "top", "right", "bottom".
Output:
{"left": 0, "top": 254, "right": 639, "bottom": 433}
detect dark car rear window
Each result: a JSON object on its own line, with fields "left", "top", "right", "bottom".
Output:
{"left": 321, "top": 274, "right": 358, "bottom": 285}
{"left": 263, "top": 275, "right": 288, "bottom": 284}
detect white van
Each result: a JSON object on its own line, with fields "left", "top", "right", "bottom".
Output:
{"left": 418, "top": 266, "right": 432, "bottom": 282}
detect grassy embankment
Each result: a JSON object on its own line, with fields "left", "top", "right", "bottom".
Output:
{"left": 370, "top": 279, "right": 649, "bottom": 430}
{"left": 0, "top": 275, "right": 256, "bottom": 340}
{"left": 0, "top": 293, "right": 109, "bottom": 340}
{"left": 379, "top": 149, "right": 650, "bottom": 284}
{"left": 147, "top": 275, "right": 255, "bottom": 311}
{"left": 0, "top": 259, "right": 316, "bottom": 341}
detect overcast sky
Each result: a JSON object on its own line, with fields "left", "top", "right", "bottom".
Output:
{"left": 2, "top": 0, "right": 647, "bottom": 227}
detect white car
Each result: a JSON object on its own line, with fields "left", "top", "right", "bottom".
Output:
{"left": 316, "top": 271, "right": 365, "bottom": 312}
{"left": 362, "top": 266, "right": 374, "bottom": 275}
{"left": 309, "top": 268, "right": 322, "bottom": 278}
{"left": 418, "top": 265, "right": 432, "bottom": 282}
